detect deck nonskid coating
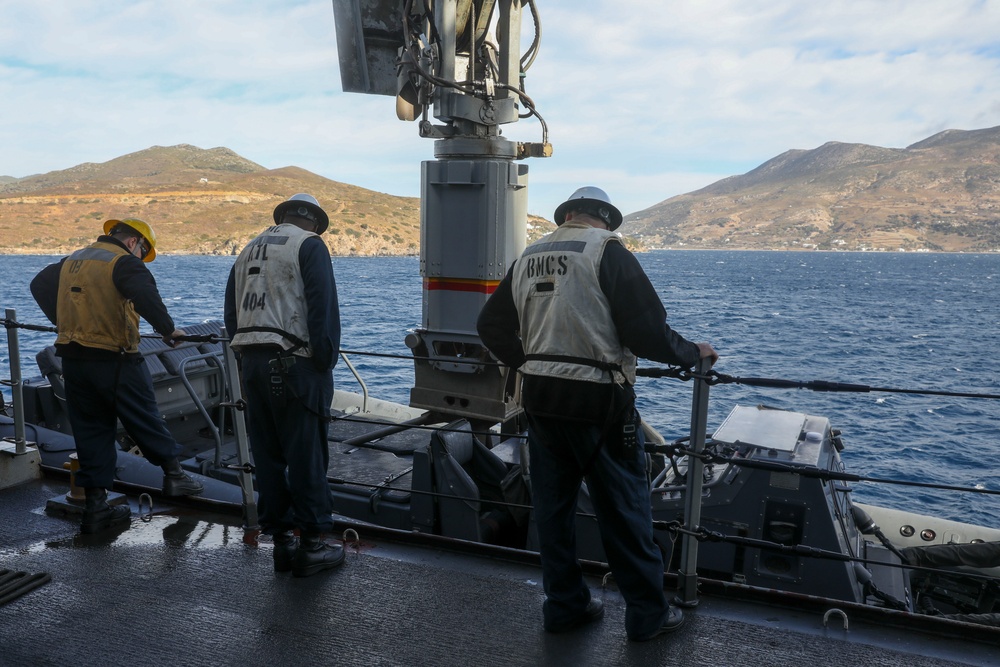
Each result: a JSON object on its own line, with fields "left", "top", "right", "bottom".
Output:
{"left": 1, "top": 479, "right": 994, "bottom": 667}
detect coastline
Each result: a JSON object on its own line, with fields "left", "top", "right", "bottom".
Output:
{"left": 3, "top": 247, "right": 996, "bottom": 257}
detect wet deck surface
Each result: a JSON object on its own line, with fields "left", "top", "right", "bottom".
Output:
{"left": 2, "top": 477, "right": 997, "bottom": 667}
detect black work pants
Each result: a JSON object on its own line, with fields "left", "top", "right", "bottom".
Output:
{"left": 63, "top": 355, "right": 181, "bottom": 489}
{"left": 240, "top": 349, "right": 334, "bottom": 536}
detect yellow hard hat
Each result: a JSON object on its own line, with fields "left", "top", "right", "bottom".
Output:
{"left": 103, "top": 218, "right": 157, "bottom": 262}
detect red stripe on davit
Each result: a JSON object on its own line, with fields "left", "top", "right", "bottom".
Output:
{"left": 424, "top": 278, "right": 500, "bottom": 294}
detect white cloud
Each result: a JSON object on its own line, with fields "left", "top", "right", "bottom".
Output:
{"left": 1, "top": 0, "right": 998, "bottom": 221}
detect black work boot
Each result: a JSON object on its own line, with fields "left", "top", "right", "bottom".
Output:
{"left": 80, "top": 487, "right": 131, "bottom": 534}
{"left": 272, "top": 531, "right": 298, "bottom": 573}
{"left": 292, "top": 534, "right": 345, "bottom": 577}
{"left": 161, "top": 458, "right": 204, "bottom": 496}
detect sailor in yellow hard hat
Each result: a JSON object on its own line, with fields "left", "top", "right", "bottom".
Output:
{"left": 103, "top": 218, "right": 157, "bottom": 262}
{"left": 29, "top": 217, "right": 204, "bottom": 534}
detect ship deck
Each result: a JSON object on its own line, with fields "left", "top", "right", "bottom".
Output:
{"left": 2, "top": 476, "right": 996, "bottom": 667}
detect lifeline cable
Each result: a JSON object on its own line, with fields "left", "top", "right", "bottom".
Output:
{"left": 339, "top": 348, "right": 502, "bottom": 369}
{"left": 9, "top": 315, "right": 1000, "bottom": 399}
{"left": 1, "top": 317, "right": 56, "bottom": 334}
{"left": 637, "top": 366, "right": 1000, "bottom": 401}
{"left": 0, "top": 318, "right": 229, "bottom": 343}
{"left": 325, "top": 471, "right": 1000, "bottom": 590}
{"left": 328, "top": 474, "right": 578, "bottom": 518}
{"left": 11, "top": 317, "right": 1000, "bottom": 407}
{"left": 648, "top": 440, "right": 1000, "bottom": 498}
{"left": 138, "top": 333, "right": 229, "bottom": 344}
{"left": 330, "top": 413, "right": 526, "bottom": 441}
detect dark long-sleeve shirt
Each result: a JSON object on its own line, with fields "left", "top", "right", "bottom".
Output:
{"left": 224, "top": 235, "right": 341, "bottom": 372}
{"left": 477, "top": 239, "right": 700, "bottom": 422}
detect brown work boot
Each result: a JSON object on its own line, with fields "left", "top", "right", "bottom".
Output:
{"left": 80, "top": 488, "right": 131, "bottom": 534}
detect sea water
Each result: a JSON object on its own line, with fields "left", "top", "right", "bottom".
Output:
{"left": 2, "top": 251, "right": 998, "bottom": 528}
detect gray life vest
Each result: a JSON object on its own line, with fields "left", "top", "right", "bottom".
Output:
{"left": 230, "top": 223, "right": 315, "bottom": 356}
{"left": 511, "top": 222, "right": 637, "bottom": 385}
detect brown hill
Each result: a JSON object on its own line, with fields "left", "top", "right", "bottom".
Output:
{"left": 0, "top": 144, "right": 557, "bottom": 257}
{"left": 627, "top": 125, "right": 1000, "bottom": 251}
{"left": 0, "top": 144, "right": 428, "bottom": 256}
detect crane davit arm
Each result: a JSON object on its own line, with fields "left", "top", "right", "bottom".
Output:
{"left": 331, "top": 0, "right": 549, "bottom": 423}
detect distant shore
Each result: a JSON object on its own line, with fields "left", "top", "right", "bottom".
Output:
{"left": 4, "top": 247, "right": 996, "bottom": 258}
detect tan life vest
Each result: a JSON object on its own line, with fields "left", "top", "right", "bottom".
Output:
{"left": 56, "top": 241, "right": 141, "bottom": 353}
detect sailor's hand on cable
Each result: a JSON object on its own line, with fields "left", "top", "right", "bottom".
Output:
{"left": 164, "top": 328, "right": 187, "bottom": 347}
{"left": 697, "top": 342, "right": 719, "bottom": 367}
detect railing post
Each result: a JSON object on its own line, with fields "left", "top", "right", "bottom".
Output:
{"left": 676, "top": 356, "right": 712, "bottom": 605}
{"left": 4, "top": 308, "right": 27, "bottom": 455}
{"left": 1, "top": 308, "right": 41, "bottom": 489}
{"left": 220, "top": 329, "right": 259, "bottom": 532}
{"left": 339, "top": 352, "right": 369, "bottom": 413}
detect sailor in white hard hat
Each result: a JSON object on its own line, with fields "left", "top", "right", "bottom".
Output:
{"left": 477, "top": 185, "right": 718, "bottom": 641}
{"left": 225, "top": 192, "right": 344, "bottom": 577}
{"left": 552, "top": 185, "right": 623, "bottom": 232}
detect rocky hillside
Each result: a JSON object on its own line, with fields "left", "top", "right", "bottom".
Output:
{"left": 6, "top": 128, "right": 999, "bottom": 256}
{"left": 627, "top": 125, "right": 1000, "bottom": 252}
{"left": 0, "top": 145, "right": 426, "bottom": 256}
{"left": 0, "top": 144, "right": 555, "bottom": 257}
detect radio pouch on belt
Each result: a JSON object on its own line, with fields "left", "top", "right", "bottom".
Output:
{"left": 267, "top": 355, "right": 296, "bottom": 409}
{"left": 605, "top": 381, "right": 639, "bottom": 459}
{"left": 618, "top": 407, "right": 640, "bottom": 458}
{"left": 268, "top": 372, "right": 286, "bottom": 408}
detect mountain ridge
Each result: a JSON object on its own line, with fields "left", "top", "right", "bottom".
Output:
{"left": 0, "top": 145, "right": 429, "bottom": 256}
{"left": 627, "top": 125, "right": 1000, "bottom": 251}
{"left": 3, "top": 127, "right": 999, "bottom": 256}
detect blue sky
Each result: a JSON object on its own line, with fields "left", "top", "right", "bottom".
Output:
{"left": 2, "top": 0, "right": 999, "bottom": 222}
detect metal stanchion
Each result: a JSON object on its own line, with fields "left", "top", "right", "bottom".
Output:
{"left": 4, "top": 308, "right": 28, "bottom": 455}
{"left": 676, "top": 357, "right": 712, "bottom": 606}
{"left": 1, "top": 308, "right": 41, "bottom": 488}
{"left": 220, "top": 329, "right": 260, "bottom": 533}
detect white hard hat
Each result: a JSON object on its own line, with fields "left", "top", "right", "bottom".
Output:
{"left": 273, "top": 193, "right": 330, "bottom": 234}
{"left": 553, "top": 186, "right": 623, "bottom": 231}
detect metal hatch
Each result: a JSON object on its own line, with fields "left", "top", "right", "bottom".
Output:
{"left": 712, "top": 405, "right": 806, "bottom": 452}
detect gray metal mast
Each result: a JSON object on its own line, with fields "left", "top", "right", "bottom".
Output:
{"left": 332, "top": 0, "right": 549, "bottom": 423}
